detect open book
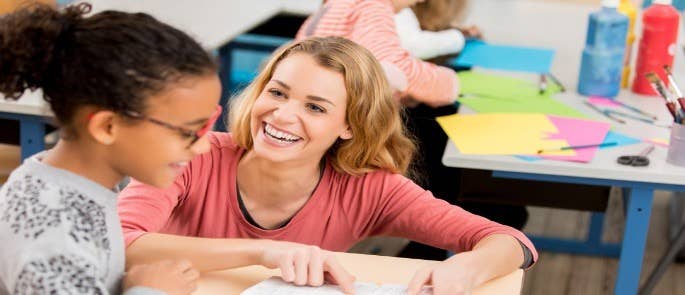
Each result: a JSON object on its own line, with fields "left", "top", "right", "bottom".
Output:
{"left": 241, "top": 277, "right": 433, "bottom": 295}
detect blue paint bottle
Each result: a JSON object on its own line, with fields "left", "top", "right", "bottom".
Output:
{"left": 578, "top": 0, "right": 629, "bottom": 97}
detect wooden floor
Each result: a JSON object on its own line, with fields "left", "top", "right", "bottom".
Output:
{"left": 522, "top": 189, "right": 685, "bottom": 295}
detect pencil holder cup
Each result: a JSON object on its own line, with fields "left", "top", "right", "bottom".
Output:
{"left": 667, "top": 123, "right": 685, "bottom": 167}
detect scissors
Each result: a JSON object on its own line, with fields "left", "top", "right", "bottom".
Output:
{"left": 617, "top": 145, "right": 655, "bottom": 167}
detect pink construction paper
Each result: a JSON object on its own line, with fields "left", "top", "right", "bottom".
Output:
{"left": 540, "top": 116, "right": 611, "bottom": 163}
{"left": 587, "top": 96, "right": 621, "bottom": 107}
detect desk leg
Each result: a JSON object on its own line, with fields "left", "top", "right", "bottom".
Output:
{"left": 587, "top": 212, "right": 605, "bottom": 246}
{"left": 20, "top": 120, "right": 45, "bottom": 160}
{"left": 615, "top": 187, "right": 654, "bottom": 295}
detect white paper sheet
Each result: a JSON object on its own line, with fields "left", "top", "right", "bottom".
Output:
{"left": 241, "top": 277, "right": 433, "bottom": 295}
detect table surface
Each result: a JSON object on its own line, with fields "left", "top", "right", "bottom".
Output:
{"left": 442, "top": 0, "right": 685, "bottom": 185}
{"left": 0, "top": 90, "right": 52, "bottom": 117}
{"left": 195, "top": 252, "right": 524, "bottom": 295}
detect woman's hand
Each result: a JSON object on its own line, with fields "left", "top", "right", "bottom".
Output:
{"left": 407, "top": 235, "right": 526, "bottom": 295}
{"left": 406, "top": 252, "right": 481, "bottom": 295}
{"left": 258, "top": 240, "right": 356, "bottom": 294}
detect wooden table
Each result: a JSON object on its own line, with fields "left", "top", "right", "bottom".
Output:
{"left": 196, "top": 252, "right": 523, "bottom": 294}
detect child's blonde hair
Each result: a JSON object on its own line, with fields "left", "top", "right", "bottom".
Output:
{"left": 412, "top": 0, "right": 469, "bottom": 31}
{"left": 229, "top": 37, "right": 416, "bottom": 176}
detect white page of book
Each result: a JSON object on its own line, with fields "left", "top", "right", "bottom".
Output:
{"left": 241, "top": 277, "right": 433, "bottom": 295}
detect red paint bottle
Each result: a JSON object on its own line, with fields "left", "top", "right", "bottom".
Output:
{"left": 632, "top": 0, "right": 680, "bottom": 95}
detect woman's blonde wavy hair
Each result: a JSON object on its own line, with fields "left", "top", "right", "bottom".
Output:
{"left": 229, "top": 37, "right": 416, "bottom": 177}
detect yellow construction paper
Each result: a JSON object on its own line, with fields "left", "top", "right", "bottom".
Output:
{"left": 436, "top": 113, "right": 575, "bottom": 156}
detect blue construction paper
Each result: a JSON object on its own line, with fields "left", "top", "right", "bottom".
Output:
{"left": 452, "top": 40, "right": 555, "bottom": 73}
{"left": 601, "top": 131, "right": 641, "bottom": 149}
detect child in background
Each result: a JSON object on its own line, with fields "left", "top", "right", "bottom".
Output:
{"left": 116, "top": 37, "right": 536, "bottom": 294}
{"left": 297, "top": 0, "right": 458, "bottom": 106}
{"left": 396, "top": 0, "right": 481, "bottom": 60}
{"left": 0, "top": 3, "right": 221, "bottom": 294}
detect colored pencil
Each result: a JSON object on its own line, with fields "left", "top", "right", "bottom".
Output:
{"left": 537, "top": 142, "right": 618, "bottom": 154}
{"left": 613, "top": 100, "right": 658, "bottom": 120}
{"left": 583, "top": 101, "right": 626, "bottom": 124}
{"left": 546, "top": 72, "right": 566, "bottom": 92}
{"left": 604, "top": 109, "right": 656, "bottom": 124}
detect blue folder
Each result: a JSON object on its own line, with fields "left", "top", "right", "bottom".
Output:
{"left": 451, "top": 40, "right": 555, "bottom": 73}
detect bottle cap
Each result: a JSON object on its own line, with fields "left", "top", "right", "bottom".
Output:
{"left": 601, "top": 0, "right": 619, "bottom": 7}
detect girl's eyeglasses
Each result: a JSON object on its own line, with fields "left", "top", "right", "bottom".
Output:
{"left": 123, "top": 105, "right": 222, "bottom": 147}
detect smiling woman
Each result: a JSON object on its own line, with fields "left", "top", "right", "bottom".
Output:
{"left": 118, "top": 37, "right": 537, "bottom": 294}
{"left": 230, "top": 37, "right": 412, "bottom": 176}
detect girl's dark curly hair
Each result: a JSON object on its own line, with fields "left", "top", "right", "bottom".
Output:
{"left": 0, "top": 3, "right": 217, "bottom": 129}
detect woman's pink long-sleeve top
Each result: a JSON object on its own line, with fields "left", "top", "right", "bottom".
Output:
{"left": 118, "top": 132, "right": 537, "bottom": 265}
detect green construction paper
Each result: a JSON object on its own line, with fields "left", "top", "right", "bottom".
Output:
{"left": 457, "top": 71, "right": 586, "bottom": 118}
